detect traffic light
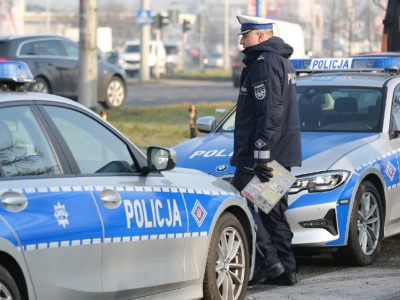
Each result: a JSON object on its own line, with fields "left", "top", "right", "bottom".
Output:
{"left": 153, "top": 13, "right": 169, "bottom": 29}
{"left": 182, "top": 19, "right": 191, "bottom": 33}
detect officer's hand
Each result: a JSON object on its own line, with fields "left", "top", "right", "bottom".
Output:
{"left": 253, "top": 162, "right": 274, "bottom": 182}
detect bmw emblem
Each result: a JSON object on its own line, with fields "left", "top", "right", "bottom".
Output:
{"left": 216, "top": 164, "right": 228, "bottom": 172}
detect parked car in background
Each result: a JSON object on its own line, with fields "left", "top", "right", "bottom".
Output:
{"left": 0, "top": 61, "right": 255, "bottom": 300}
{"left": 232, "top": 51, "right": 245, "bottom": 88}
{"left": 0, "top": 34, "right": 127, "bottom": 109}
{"left": 203, "top": 52, "right": 224, "bottom": 69}
{"left": 174, "top": 55, "right": 400, "bottom": 267}
{"left": 119, "top": 40, "right": 167, "bottom": 77}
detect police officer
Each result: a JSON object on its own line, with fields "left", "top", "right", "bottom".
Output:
{"left": 230, "top": 15, "right": 301, "bottom": 286}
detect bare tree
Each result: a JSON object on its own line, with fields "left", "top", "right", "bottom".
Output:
{"left": 346, "top": 0, "right": 356, "bottom": 55}
{"left": 324, "top": 0, "right": 338, "bottom": 56}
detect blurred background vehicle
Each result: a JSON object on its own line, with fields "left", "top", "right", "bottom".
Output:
{"left": 232, "top": 51, "right": 245, "bottom": 88}
{"left": 164, "top": 41, "right": 184, "bottom": 74}
{"left": 105, "top": 50, "right": 124, "bottom": 70}
{"left": 119, "top": 40, "right": 167, "bottom": 77}
{"left": 0, "top": 34, "right": 127, "bottom": 109}
{"left": 203, "top": 52, "right": 224, "bottom": 69}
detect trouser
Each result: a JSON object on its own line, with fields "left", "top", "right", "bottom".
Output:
{"left": 231, "top": 166, "right": 297, "bottom": 273}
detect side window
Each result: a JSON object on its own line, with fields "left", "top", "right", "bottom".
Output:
{"left": 392, "top": 85, "right": 400, "bottom": 131}
{"left": 19, "top": 42, "right": 35, "bottom": 55}
{"left": 43, "top": 106, "right": 137, "bottom": 174}
{"left": 34, "top": 40, "right": 65, "bottom": 56}
{"left": 0, "top": 106, "right": 61, "bottom": 177}
{"left": 60, "top": 40, "right": 79, "bottom": 58}
{"left": 221, "top": 111, "right": 236, "bottom": 132}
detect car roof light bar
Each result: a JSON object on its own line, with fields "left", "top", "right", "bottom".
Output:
{"left": 290, "top": 56, "right": 400, "bottom": 73}
{"left": 0, "top": 61, "right": 34, "bottom": 92}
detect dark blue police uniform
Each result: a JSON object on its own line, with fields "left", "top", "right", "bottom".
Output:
{"left": 230, "top": 35, "right": 302, "bottom": 282}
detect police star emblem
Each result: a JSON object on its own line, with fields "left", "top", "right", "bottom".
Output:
{"left": 254, "top": 83, "right": 266, "bottom": 100}
{"left": 54, "top": 201, "right": 69, "bottom": 228}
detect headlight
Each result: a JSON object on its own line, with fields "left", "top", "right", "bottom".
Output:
{"left": 289, "top": 170, "right": 350, "bottom": 194}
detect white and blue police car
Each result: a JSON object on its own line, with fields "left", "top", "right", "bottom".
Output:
{"left": 0, "top": 61, "right": 255, "bottom": 300}
{"left": 173, "top": 55, "right": 400, "bottom": 266}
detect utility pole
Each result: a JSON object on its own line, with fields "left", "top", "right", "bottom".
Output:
{"left": 46, "top": 0, "right": 50, "bottom": 33}
{"left": 223, "top": 0, "right": 230, "bottom": 70}
{"left": 78, "top": 0, "right": 98, "bottom": 111}
{"left": 140, "top": 0, "right": 151, "bottom": 82}
{"left": 182, "top": 19, "right": 191, "bottom": 74}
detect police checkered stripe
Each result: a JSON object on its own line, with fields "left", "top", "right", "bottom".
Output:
{"left": 354, "top": 148, "right": 400, "bottom": 190}
{"left": 2, "top": 185, "right": 238, "bottom": 197}
{"left": 21, "top": 232, "right": 208, "bottom": 251}
{"left": 21, "top": 230, "right": 212, "bottom": 252}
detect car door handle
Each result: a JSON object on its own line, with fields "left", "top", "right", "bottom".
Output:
{"left": 1, "top": 191, "right": 28, "bottom": 212}
{"left": 100, "top": 189, "right": 122, "bottom": 209}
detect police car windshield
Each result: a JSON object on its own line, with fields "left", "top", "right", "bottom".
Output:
{"left": 297, "top": 86, "right": 382, "bottom": 132}
{"left": 218, "top": 86, "right": 383, "bottom": 133}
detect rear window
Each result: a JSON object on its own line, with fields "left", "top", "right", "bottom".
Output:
{"left": 0, "top": 42, "right": 8, "bottom": 58}
{"left": 19, "top": 40, "right": 65, "bottom": 56}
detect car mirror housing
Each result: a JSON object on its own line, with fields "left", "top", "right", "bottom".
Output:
{"left": 146, "top": 146, "right": 176, "bottom": 172}
{"left": 196, "top": 116, "right": 216, "bottom": 133}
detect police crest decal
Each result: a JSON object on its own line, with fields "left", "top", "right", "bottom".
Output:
{"left": 254, "top": 83, "right": 266, "bottom": 100}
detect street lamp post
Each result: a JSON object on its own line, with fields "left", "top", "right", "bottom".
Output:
{"left": 140, "top": 0, "right": 151, "bottom": 82}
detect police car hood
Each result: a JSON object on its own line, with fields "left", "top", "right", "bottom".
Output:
{"left": 161, "top": 167, "right": 240, "bottom": 195}
{"left": 292, "top": 132, "right": 379, "bottom": 175}
{"left": 173, "top": 133, "right": 235, "bottom": 177}
{"left": 173, "top": 131, "right": 379, "bottom": 177}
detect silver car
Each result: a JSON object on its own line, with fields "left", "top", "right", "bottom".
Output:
{"left": 173, "top": 54, "right": 400, "bottom": 267}
{"left": 0, "top": 61, "right": 255, "bottom": 300}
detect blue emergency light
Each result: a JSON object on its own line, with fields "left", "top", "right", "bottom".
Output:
{"left": 290, "top": 56, "right": 400, "bottom": 72}
{"left": 0, "top": 61, "right": 34, "bottom": 83}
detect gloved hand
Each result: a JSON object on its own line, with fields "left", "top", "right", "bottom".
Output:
{"left": 253, "top": 162, "right": 274, "bottom": 182}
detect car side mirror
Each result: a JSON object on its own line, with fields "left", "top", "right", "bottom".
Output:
{"left": 146, "top": 146, "right": 176, "bottom": 172}
{"left": 196, "top": 116, "right": 216, "bottom": 133}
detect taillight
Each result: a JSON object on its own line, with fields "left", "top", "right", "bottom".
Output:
{"left": 0, "top": 58, "right": 8, "bottom": 62}
{"left": 234, "top": 60, "right": 242, "bottom": 67}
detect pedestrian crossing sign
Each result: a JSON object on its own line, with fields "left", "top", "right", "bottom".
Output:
{"left": 136, "top": 9, "right": 152, "bottom": 25}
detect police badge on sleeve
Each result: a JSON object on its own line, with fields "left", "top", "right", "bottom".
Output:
{"left": 254, "top": 83, "right": 266, "bottom": 100}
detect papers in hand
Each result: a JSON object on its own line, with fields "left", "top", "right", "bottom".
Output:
{"left": 241, "top": 160, "right": 297, "bottom": 214}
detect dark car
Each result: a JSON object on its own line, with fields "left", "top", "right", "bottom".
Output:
{"left": 232, "top": 51, "right": 244, "bottom": 88}
{"left": 0, "top": 35, "right": 127, "bottom": 109}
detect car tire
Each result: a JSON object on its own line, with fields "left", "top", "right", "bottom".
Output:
{"left": 332, "top": 180, "right": 383, "bottom": 266}
{"left": 102, "top": 76, "right": 126, "bottom": 109}
{"left": 30, "top": 77, "right": 50, "bottom": 94}
{"left": 203, "top": 212, "right": 249, "bottom": 300}
{"left": 0, "top": 265, "right": 21, "bottom": 300}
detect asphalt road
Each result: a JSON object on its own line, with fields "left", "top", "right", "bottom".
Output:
{"left": 125, "top": 78, "right": 238, "bottom": 107}
{"left": 245, "top": 235, "right": 400, "bottom": 299}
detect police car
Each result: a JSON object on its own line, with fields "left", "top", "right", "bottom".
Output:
{"left": 0, "top": 61, "right": 255, "bottom": 300}
{"left": 173, "top": 55, "right": 400, "bottom": 267}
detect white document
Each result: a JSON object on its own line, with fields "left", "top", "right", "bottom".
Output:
{"left": 241, "top": 160, "right": 297, "bottom": 214}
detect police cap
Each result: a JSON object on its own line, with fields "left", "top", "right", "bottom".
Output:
{"left": 236, "top": 15, "right": 275, "bottom": 36}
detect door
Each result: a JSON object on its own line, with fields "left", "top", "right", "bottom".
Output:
{"left": 42, "top": 105, "right": 189, "bottom": 298}
{"left": 18, "top": 38, "right": 79, "bottom": 96}
{"left": 0, "top": 105, "right": 103, "bottom": 299}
